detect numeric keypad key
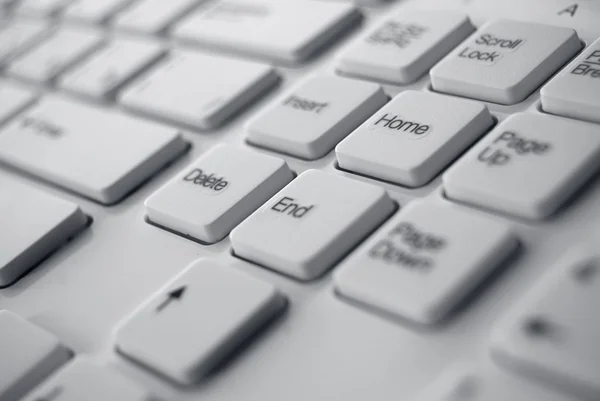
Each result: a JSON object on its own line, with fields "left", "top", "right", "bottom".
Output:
{"left": 491, "top": 249, "right": 600, "bottom": 400}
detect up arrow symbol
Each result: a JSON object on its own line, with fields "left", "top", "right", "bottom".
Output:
{"left": 156, "top": 286, "right": 187, "bottom": 313}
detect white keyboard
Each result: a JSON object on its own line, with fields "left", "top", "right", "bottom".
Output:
{"left": 1, "top": 0, "right": 600, "bottom": 400}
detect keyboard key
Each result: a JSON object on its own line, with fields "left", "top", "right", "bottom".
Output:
{"left": 336, "top": 91, "right": 493, "bottom": 187}
{"left": 121, "top": 51, "right": 278, "bottom": 130}
{"left": 0, "top": 177, "right": 87, "bottom": 287}
{"left": 336, "top": 10, "right": 473, "bottom": 84}
{"left": 7, "top": 27, "right": 102, "bottom": 83}
{"left": 173, "top": 0, "right": 360, "bottom": 64}
{"left": 443, "top": 113, "right": 600, "bottom": 220}
{"left": 115, "top": 258, "right": 286, "bottom": 384}
{"left": 114, "top": 0, "right": 205, "bottom": 34}
{"left": 145, "top": 144, "right": 293, "bottom": 243}
{"left": 63, "top": 0, "right": 133, "bottom": 23}
{"left": 430, "top": 20, "right": 581, "bottom": 104}
{"left": 334, "top": 200, "right": 516, "bottom": 325}
{"left": 0, "top": 19, "right": 48, "bottom": 66}
{"left": 16, "top": 0, "right": 74, "bottom": 16}
{"left": 21, "top": 359, "right": 155, "bottom": 401}
{"left": 491, "top": 249, "right": 600, "bottom": 400}
{"left": 541, "top": 38, "right": 600, "bottom": 123}
{"left": 231, "top": 170, "right": 395, "bottom": 281}
{"left": 0, "top": 310, "right": 71, "bottom": 401}
{"left": 468, "top": 0, "right": 600, "bottom": 37}
{"left": 0, "top": 81, "right": 35, "bottom": 125}
{"left": 246, "top": 74, "right": 387, "bottom": 159}
{"left": 60, "top": 38, "right": 166, "bottom": 100}
{"left": 0, "top": 96, "right": 187, "bottom": 204}
{"left": 416, "top": 362, "right": 573, "bottom": 401}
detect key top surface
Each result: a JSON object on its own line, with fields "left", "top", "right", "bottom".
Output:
{"left": 0, "top": 81, "right": 35, "bottom": 124}
{"left": 443, "top": 113, "right": 600, "bottom": 220}
{"left": 430, "top": 19, "right": 581, "bottom": 104}
{"left": 0, "top": 177, "right": 87, "bottom": 287}
{"left": 114, "top": 0, "right": 205, "bottom": 34}
{"left": 172, "top": 0, "right": 360, "bottom": 63}
{"left": 246, "top": 74, "right": 387, "bottom": 160}
{"left": 0, "top": 19, "right": 48, "bottom": 66}
{"left": 7, "top": 27, "right": 102, "bottom": 83}
{"left": 337, "top": 9, "right": 474, "bottom": 84}
{"left": 121, "top": 51, "right": 278, "bottom": 130}
{"left": 334, "top": 200, "right": 517, "bottom": 325}
{"left": 0, "top": 310, "right": 71, "bottom": 401}
{"left": 491, "top": 248, "right": 600, "bottom": 400}
{"left": 0, "top": 96, "right": 187, "bottom": 204}
{"left": 231, "top": 169, "right": 395, "bottom": 281}
{"left": 59, "top": 38, "right": 165, "bottom": 100}
{"left": 115, "top": 258, "right": 286, "bottom": 384}
{"left": 21, "top": 359, "right": 156, "bottom": 401}
{"left": 145, "top": 144, "right": 294, "bottom": 243}
{"left": 336, "top": 90, "right": 493, "bottom": 187}
{"left": 541, "top": 37, "right": 600, "bottom": 124}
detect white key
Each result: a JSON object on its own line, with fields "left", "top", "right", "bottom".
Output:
{"left": 0, "top": 310, "right": 71, "bottom": 401}
{"left": 115, "top": 258, "right": 286, "bottom": 384}
{"left": 7, "top": 27, "right": 102, "bottom": 83}
{"left": 0, "top": 81, "right": 35, "bottom": 125}
{"left": 173, "top": 0, "right": 360, "bottom": 64}
{"left": 430, "top": 20, "right": 581, "bottom": 104}
{"left": 114, "top": 0, "right": 205, "bottom": 34}
{"left": 468, "top": 0, "right": 600, "bottom": 37}
{"left": 145, "top": 144, "right": 293, "bottom": 243}
{"left": 334, "top": 200, "right": 516, "bottom": 325}
{"left": 21, "top": 359, "right": 155, "bottom": 401}
{"left": 336, "top": 10, "right": 474, "bottom": 84}
{"left": 60, "top": 38, "right": 165, "bottom": 100}
{"left": 416, "top": 362, "right": 574, "bottom": 401}
{"left": 0, "top": 96, "right": 187, "bottom": 204}
{"left": 230, "top": 170, "right": 395, "bottom": 281}
{"left": 16, "top": 0, "right": 74, "bottom": 16}
{"left": 63, "top": 0, "right": 132, "bottom": 23}
{"left": 246, "top": 74, "right": 387, "bottom": 160}
{"left": 0, "top": 177, "right": 87, "bottom": 287}
{"left": 336, "top": 91, "right": 493, "bottom": 187}
{"left": 491, "top": 248, "right": 600, "bottom": 400}
{"left": 0, "top": 19, "right": 48, "bottom": 66}
{"left": 541, "top": 38, "right": 600, "bottom": 123}
{"left": 443, "top": 113, "right": 600, "bottom": 220}
{"left": 121, "top": 51, "right": 278, "bottom": 130}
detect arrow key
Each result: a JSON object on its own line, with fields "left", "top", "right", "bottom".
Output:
{"left": 114, "top": 258, "right": 286, "bottom": 384}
